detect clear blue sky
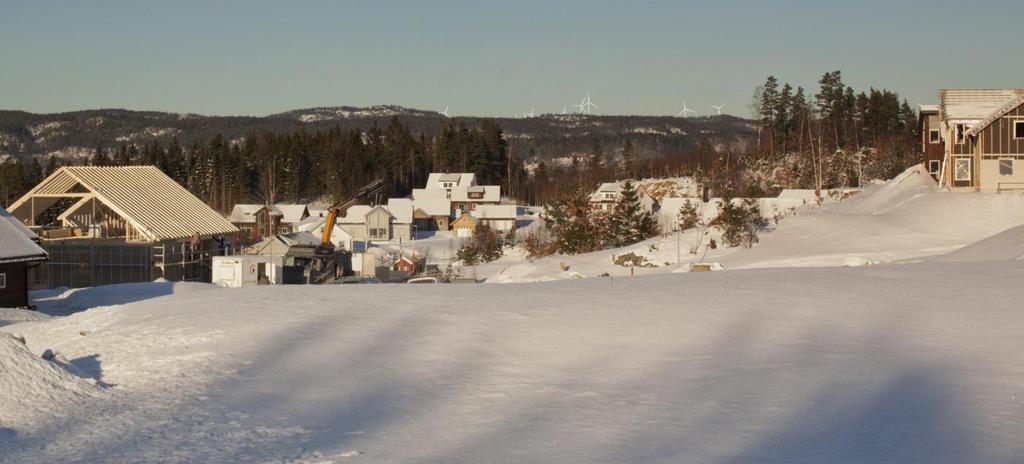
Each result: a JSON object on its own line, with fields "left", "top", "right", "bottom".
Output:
{"left": 1, "top": 0, "right": 1021, "bottom": 117}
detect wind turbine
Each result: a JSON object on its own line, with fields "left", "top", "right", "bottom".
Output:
{"left": 524, "top": 108, "right": 536, "bottom": 118}
{"left": 440, "top": 106, "right": 450, "bottom": 117}
{"left": 561, "top": 106, "right": 568, "bottom": 115}
{"left": 709, "top": 103, "right": 726, "bottom": 116}
{"left": 677, "top": 99, "right": 695, "bottom": 117}
{"left": 576, "top": 92, "right": 598, "bottom": 115}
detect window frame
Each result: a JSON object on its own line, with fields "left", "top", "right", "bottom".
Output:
{"left": 928, "top": 160, "right": 940, "bottom": 174}
{"left": 999, "top": 159, "right": 1014, "bottom": 177}
{"left": 954, "top": 158, "right": 972, "bottom": 182}
{"left": 0, "top": 272, "right": 6, "bottom": 289}
{"left": 1014, "top": 121, "right": 1024, "bottom": 140}
{"left": 955, "top": 124, "right": 967, "bottom": 144}
{"left": 929, "top": 129, "right": 941, "bottom": 144}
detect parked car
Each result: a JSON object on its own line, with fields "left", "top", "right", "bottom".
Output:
{"left": 406, "top": 277, "right": 439, "bottom": 284}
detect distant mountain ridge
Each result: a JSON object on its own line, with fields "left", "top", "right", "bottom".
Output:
{"left": 0, "top": 105, "right": 755, "bottom": 163}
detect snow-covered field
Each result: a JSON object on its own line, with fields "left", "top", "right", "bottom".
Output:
{"left": 3, "top": 165, "right": 1024, "bottom": 462}
{"left": 2, "top": 262, "right": 1024, "bottom": 463}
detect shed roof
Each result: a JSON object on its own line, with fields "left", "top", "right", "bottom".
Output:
{"left": 8, "top": 166, "right": 238, "bottom": 242}
{"left": 0, "top": 206, "right": 47, "bottom": 263}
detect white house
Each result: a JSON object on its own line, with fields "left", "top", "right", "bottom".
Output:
{"left": 412, "top": 172, "right": 501, "bottom": 215}
{"left": 472, "top": 204, "right": 518, "bottom": 233}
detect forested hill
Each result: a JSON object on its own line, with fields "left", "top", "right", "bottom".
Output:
{"left": 0, "top": 105, "right": 755, "bottom": 163}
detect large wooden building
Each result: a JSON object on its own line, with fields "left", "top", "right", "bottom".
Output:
{"left": 927, "top": 89, "right": 1024, "bottom": 191}
{"left": 0, "top": 206, "right": 48, "bottom": 308}
{"left": 6, "top": 166, "right": 238, "bottom": 288}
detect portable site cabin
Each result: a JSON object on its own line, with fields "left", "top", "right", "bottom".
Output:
{"left": 6, "top": 166, "right": 239, "bottom": 288}
{"left": 211, "top": 254, "right": 281, "bottom": 287}
{"left": 0, "top": 206, "right": 48, "bottom": 308}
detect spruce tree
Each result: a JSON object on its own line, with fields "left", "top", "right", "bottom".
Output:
{"left": 605, "top": 180, "right": 658, "bottom": 247}
{"left": 619, "top": 136, "right": 637, "bottom": 180}
{"left": 90, "top": 143, "right": 111, "bottom": 166}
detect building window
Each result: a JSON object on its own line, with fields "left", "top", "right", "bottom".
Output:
{"left": 954, "top": 158, "right": 972, "bottom": 182}
{"left": 955, "top": 124, "right": 967, "bottom": 144}
{"left": 1015, "top": 121, "right": 1024, "bottom": 139}
{"left": 1000, "top": 159, "right": 1014, "bottom": 176}
{"left": 928, "top": 160, "right": 940, "bottom": 174}
{"left": 929, "top": 129, "right": 940, "bottom": 143}
{"left": 370, "top": 228, "right": 387, "bottom": 239}
{"left": 0, "top": 273, "right": 6, "bottom": 289}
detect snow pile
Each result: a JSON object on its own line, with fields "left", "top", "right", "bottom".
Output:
{"left": 0, "top": 333, "right": 99, "bottom": 431}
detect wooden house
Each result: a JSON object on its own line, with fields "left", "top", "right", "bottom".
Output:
{"left": 451, "top": 213, "right": 478, "bottom": 238}
{"left": 919, "top": 104, "right": 945, "bottom": 180}
{"left": 0, "top": 206, "right": 48, "bottom": 308}
{"left": 935, "top": 89, "right": 1024, "bottom": 191}
{"left": 227, "top": 204, "right": 309, "bottom": 244}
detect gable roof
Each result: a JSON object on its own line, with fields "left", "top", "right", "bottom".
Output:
{"left": 339, "top": 205, "right": 373, "bottom": 224}
{"left": 226, "top": 204, "right": 263, "bottom": 223}
{"left": 413, "top": 197, "right": 451, "bottom": 216}
{"left": 965, "top": 95, "right": 1024, "bottom": 137}
{"left": 426, "top": 172, "right": 476, "bottom": 188}
{"left": 451, "top": 213, "right": 477, "bottom": 227}
{"left": 267, "top": 204, "right": 309, "bottom": 223}
{"left": 8, "top": 166, "right": 238, "bottom": 242}
{"left": 386, "top": 198, "right": 413, "bottom": 224}
{"left": 939, "top": 89, "right": 1024, "bottom": 122}
{"left": 0, "top": 206, "right": 47, "bottom": 263}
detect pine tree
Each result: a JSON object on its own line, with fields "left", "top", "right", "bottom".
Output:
{"left": 605, "top": 180, "right": 658, "bottom": 247}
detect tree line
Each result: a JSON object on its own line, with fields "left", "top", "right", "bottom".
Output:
{"left": 1, "top": 117, "right": 524, "bottom": 212}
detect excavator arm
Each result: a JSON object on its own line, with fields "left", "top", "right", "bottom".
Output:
{"left": 320, "top": 179, "right": 385, "bottom": 248}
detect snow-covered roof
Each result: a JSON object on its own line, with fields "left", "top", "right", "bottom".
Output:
{"left": 7, "top": 166, "right": 238, "bottom": 242}
{"left": 590, "top": 182, "right": 623, "bottom": 202}
{"left": 472, "top": 204, "right": 517, "bottom": 220}
{"left": 939, "top": 89, "right": 1024, "bottom": 122}
{"left": 269, "top": 204, "right": 310, "bottom": 223}
{"left": 0, "top": 206, "right": 47, "bottom": 264}
{"left": 413, "top": 198, "right": 451, "bottom": 217}
{"left": 338, "top": 205, "right": 374, "bottom": 224}
{"left": 450, "top": 185, "right": 500, "bottom": 203}
{"left": 426, "top": 172, "right": 476, "bottom": 188}
{"left": 226, "top": 204, "right": 263, "bottom": 223}
{"left": 918, "top": 104, "right": 939, "bottom": 113}
{"left": 965, "top": 94, "right": 1024, "bottom": 137}
{"left": 387, "top": 198, "right": 414, "bottom": 224}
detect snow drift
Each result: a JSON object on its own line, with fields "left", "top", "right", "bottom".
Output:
{"left": 0, "top": 333, "right": 99, "bottom": 432}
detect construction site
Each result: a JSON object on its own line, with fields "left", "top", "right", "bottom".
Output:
{"left": 6, "top": 166, "right": 240, "bottom": 289}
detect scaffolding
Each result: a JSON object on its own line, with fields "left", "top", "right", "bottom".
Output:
{"left": 31, "top": 241, "right": 241, "bottom": 290}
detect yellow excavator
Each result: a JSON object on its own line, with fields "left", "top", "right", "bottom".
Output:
{"left": 309, "top": 178, "right": 385, "bottom": 283}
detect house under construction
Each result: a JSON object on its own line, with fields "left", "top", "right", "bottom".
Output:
{"left": 6, "top": 166, "right": 239, "bottom": 288}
